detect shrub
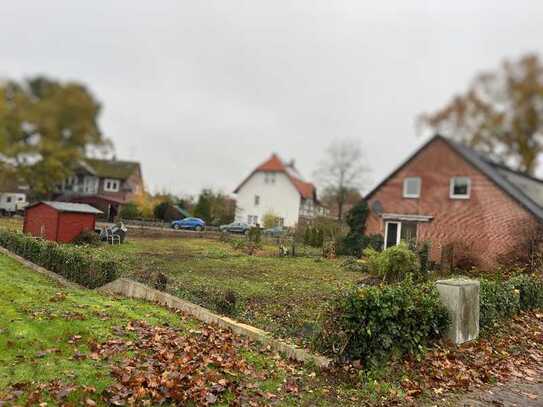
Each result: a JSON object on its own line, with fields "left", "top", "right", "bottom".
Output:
{"left": 262, "top": 211, "right": 280, "bottom": 228}
{"left": 0, "top": 230, "right": 118, "bottom": 289}
{"left": 120, "top": 202, "right": 141, "bottom": 220}
{"left": 340, "top": 201, "right": 370, "bottom": 256}
{"left": 479, "top": 278, "right": 520, "bottom": 329}
{"left": 363, "top": 243, "right": 420, "bottom": 283}
{"left": 509, "top": 274, "right": 543, "bottom": 310}
{"left": 73, "top": 230, "right": 101, "bottom": 246}
{"left": 316, "top": 278, "right": 449, "bottom": 364}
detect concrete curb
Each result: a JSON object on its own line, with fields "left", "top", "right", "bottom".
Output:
{"left": 98, "top": 278, "right": 332, "bottom": 368}
{"left": 0, "top": 246, "right": 83, "bottom": 289}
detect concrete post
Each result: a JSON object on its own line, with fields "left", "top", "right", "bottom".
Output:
{"left": 436, "top": 279, "right": 480, "bottom": 345}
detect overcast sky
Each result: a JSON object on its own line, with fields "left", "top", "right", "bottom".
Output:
{"left": 2, "top": 1, "right": 543, "bottom": 196}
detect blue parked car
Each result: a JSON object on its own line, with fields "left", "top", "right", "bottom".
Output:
{"left": 171, "top": 217, "right": 205, "bottom": 231}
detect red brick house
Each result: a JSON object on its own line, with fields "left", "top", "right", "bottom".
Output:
{"left": 365, "top": 135, "right": 543, "bottom": 269}
{"left": 23, "top": 201, "right": 102, "bottom": 243}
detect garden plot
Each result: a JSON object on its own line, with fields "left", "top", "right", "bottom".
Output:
{"left": 92, "top": 237, "right": 362, "bottom": 342}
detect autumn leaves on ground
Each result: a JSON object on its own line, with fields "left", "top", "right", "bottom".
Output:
{"left": 2, "top": 251, "right": 543, "bottom": 406}
{"left": 0, "top": 254, "right": 314, "bottom": 406}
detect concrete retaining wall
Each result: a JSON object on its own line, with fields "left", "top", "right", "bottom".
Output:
{"left": 98, "top": 278, "right": 331, "bottom": 368}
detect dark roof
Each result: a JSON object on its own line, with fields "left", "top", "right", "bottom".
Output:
{"left": 83, "top": 158, "right": 140, "bottom": 180}
{"left": 0, "top": 174, "right": 29, "bottom": 194}
{"left": 365, "top": 134, "right": 543, "bottom": 222}
{"left": 28, "top": 201, "right": 103, "bottom": 214}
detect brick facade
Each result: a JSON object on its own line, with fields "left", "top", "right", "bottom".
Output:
{"left": 365, "top": 138, "right": 539, "bottom": 269}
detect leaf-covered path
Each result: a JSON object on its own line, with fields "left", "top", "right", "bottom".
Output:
{"left": 452, "top": 381, "right": 543, "bottom": 406}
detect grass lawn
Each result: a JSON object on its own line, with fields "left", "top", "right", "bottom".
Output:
{"left": 0, "top": 216, "right": 362, "bottom": 341}
{"left": 91, "top": 237, "right": 362, "bottom": 342}
{"left": 0, "top": 253, "right": 334, "bottom": 406}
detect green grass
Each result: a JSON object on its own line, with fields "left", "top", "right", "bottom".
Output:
{"left": 0, "top": 253, "right": 308, "bottom": 405}
{"left": 90, "top": 237, "right": 362, "bottom": 342}
{"left": 0, "top": 253, "right": 197, "bottom": 402}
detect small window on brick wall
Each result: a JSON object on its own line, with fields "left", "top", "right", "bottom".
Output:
{"left": 450, "top": 176, "right": 471, "bottom": 199}
{"left": 403, "top": 177, "right": 421, "bottom": 198}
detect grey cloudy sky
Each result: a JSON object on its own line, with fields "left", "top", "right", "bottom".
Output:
{"left": 2, "top": 1, "right": 543, "bottom": 196}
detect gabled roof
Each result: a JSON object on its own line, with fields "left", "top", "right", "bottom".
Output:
{"left": 0, "top": 175, "right": 29, "bottom": 194}
{"left": 365, "top": 134, "right": 543, "bottom": 222}
{"left": 82, "top": 158, "right": 140, "bottom": 180}
{"left": 234, "top": 154, "right": 317, "bottom": 200}
{"left": 28, "top": 201, "right": 103, "bottom": 214}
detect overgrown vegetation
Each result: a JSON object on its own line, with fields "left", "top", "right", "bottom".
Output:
{"left": 363, "top": 243, "right": 421, "bottom": 283}
{"left": 73, "top": 230, "right": 101, "bottom": 246}
{"left": 0, "top": 230, "right": 118, "bottom": 288}
{"left": 316, "top": 278, "right": 449, "bottom": 365}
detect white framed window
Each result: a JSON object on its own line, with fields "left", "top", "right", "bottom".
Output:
{"left": 450, "top": 176, "right": 471, "bottom": 199}
{"left": 385, "top": 221, "right": 418, "bottom": 248}
{"left": 403, "top": 177, "right": 421, "bottom": 198}
{"left": 247, "top": 215, "right": 259, "bottom": 225}
{"left": 264, "top": 173, "right": 276, "bottom": 184}
{"left": 254, "top": 195, "right": 260, "bottom": 206}
{"left": 104, "top": 178, "right": 120, "bottom": 192}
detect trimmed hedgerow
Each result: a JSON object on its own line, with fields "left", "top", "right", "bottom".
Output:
{"left": 479, "top": 274, "right": 543, "bottom": 329}
{"left": 0, "top": 230, "right": 118, "bottom": 288}
{"left": 509, "top": 274, "right": 543, "bottom": 311}
{"left": 315, "top": 278, "right": 449, "bottom": 365}
{"left": 479, "top": 278, "right": 520, "bottom": 329}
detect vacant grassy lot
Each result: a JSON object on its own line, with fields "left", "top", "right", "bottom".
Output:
{"left": 94, "top": 237, "right": 362, "bottom": 342}
{"left": 0, "top": 217, "right": 361, "bottom": 342}
{"left": 0, "top": 253, "right": 338, "bottom": 405}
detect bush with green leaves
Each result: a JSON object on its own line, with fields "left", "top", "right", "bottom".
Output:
{"left": 363, "top": 243, "right": 420, "bottom": 283}
{"left": 0, "top": 230, "right": 118, "bottom": 288}
{"left": 315, "top": 278, "right": 449, "bottom": 364}
{"left": 509, "top": 274, "right": 543, "bottom": 310}
{"left": 73, "top": 230, "right": 101, "bottom": 246}
{"left": 119, "top": 202, "right": 141, "bottom": 220}
{"left": 479, "top": 278, "right": 520, "bottom": 329}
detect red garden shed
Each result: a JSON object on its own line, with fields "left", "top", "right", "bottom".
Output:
{"left": 23, "top": 201, "right": 103, "bottom": 243}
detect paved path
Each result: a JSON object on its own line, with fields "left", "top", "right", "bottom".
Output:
{"left": 452, "top": 381, "right": 543, "bottom": 406}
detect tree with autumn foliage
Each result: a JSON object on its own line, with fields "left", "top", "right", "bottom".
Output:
{"left": 419, "top": 54, "right": 543, "bottom": 175}
{"left": 0, "top": 76, "right": 110, "bottom": 196}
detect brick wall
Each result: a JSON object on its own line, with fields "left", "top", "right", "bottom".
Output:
{"left": 366, "top": 138, "right": 539, "bottom": 269}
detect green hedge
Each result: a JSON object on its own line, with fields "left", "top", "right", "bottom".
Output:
{"left": 479, "top": 278, "right": 520, "bottom": 329}
{"left": 480, "top": 274, "right": 543, "bottom": 329}
{"left": 316, "top": 278, "right": 449, "bottom": 364}
{"left": 0, "top": 230, "right": 118, "bottom": 288}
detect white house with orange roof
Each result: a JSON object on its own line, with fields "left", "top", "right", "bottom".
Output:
{"left": 234, "top": 154, "right": 326, "bottom": 227}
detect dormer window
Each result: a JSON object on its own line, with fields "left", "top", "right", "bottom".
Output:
{"left": 104, "top": 178, "right": 120, "bottom": 192}
{"left": 450, "top": 176, "right": 471, "bottom": 199}
{"left": 403, "top": 177, "right": 421, "bottom": 198}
